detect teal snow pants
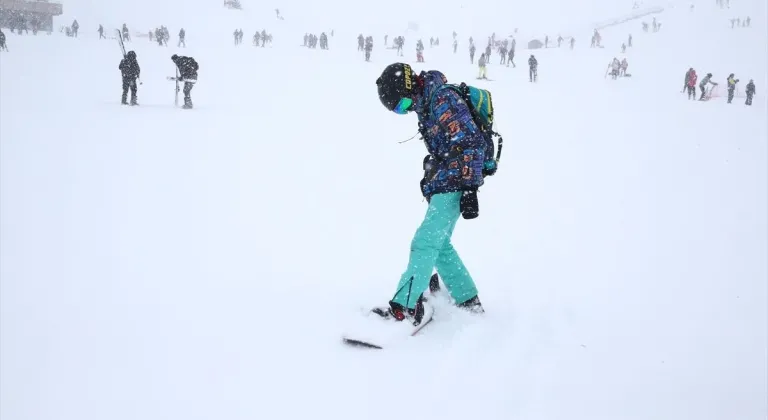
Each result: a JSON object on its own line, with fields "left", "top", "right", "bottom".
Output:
{"left": 392, "top": 191, "right": 479, "bottom": 309}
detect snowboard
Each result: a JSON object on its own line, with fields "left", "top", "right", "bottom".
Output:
{"left": 341, "top": 302, "right": 434, "bottom": 350}
{"left": 342, "top": 274, "right": 440, "bottom": 349}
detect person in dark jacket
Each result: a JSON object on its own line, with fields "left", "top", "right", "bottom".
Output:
{"left": 528, "top": 54, "right": 538, "bottom": 82}
{"left": 745, "top": 79, "right": 755, "bottom": 105}
{"left": 171, "top": 54, "right": 198, "bottom": 109}
{"left": 372, "top": 63, "right": 495, "bottom": 325}
{"left": 119, "top": 51, "right": 140, "bottom": 105}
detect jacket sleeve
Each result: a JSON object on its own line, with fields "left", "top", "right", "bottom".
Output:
{"left": 431, "top": 88, "right": 486, "bottom": 190}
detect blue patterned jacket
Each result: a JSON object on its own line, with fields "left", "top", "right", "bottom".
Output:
{"left": 415, "top": 71, "right": 487, "bottom": 198}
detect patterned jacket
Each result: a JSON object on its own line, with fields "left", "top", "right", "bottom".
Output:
{"left": 415, "top": 71, "right": 486, "bottom": 198}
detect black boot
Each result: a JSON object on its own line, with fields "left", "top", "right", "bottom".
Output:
{"left": 372, "top": 297, "right": 426, "bottom": 326}
{"left": 457, "top": 295, "right": 485, "bottom": 314}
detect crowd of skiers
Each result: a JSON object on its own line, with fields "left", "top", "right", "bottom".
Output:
{"left": 730, "top": 17, "right": 751, "bottom": 28}
{"left": 304, "top": 33, "right": 328, "bottom": 49}
{"left": 683, "top": 68, "right": 755, "bottom": 105}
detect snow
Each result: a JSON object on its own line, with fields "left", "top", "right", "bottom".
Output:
{"left": 1, "top": 1, "right": 767, "bottom": 419}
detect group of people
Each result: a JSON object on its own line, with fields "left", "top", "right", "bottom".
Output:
{"left": 683, "top": 68, "right": 755, "bottom": 105}
{"left": 118, "top": 51, "right": 199, "bottom": 109}
{"left": 304, "top": 33, "right": 329, "bottom": 49}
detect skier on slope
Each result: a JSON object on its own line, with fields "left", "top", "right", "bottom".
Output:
{"left": 118, "top": 51, "right": 140, "bottom": 105}
{"left": 685, "top": 68, "right": 698, "bottom": 100}
{"left": 171, "top": 54, "right": 199, "bottom": 109}
{"left": 478, "top": 53, "right": 488, "bottom": 79}
{"left": 528, "top": 54, "right": 538, "bottom": 82}
{"left": 726, "top": 73, "right": 739, "bottom": 104}
{"left": 745, "top": 79, "right": 755, "bottom": 105}
{"left": 373, "top": 63, "right": 495, "bottom": 325}
{"left": 699, "top": 72, "right": 717, "bottom": 100}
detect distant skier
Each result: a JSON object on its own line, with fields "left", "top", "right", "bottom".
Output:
{"left": 528, "top": 54, "right": 538, "bottom": 82}
{"left": 71, "top": 19, "right": 79, "bottom": 37}
{"left": 628, "top": 34, "right": 633, "bottom": 47}
{"left": 685, "top": 68, "right": 697, "bottom": 100}
{"left": 609, "top": 57, "right": 620, "bottom": 79}
{"left": 122, "top": 24, "right": 130, "bottom": 42}
{"left": 98, "top": 24, "right": 105, "bottom": 39}
{"left": 365, "top": 36, "right": 373, "bottom": 61}
{"left": 373, "top": 63, "right": 494, "bottom": 325}
{"left": 453, "top": 39, "right": 457, "bottom": 53}
{"left": 118, "top": 51, "right": 140, "bottom": 105}
{"left": 570, "top": 37, "right": 575, "bottom": 49}
{"left": 0, "top": 29, "right": 7, "bottom": 52}
{"left": 726, "top": 73, "right": 739, "bottom": 103}
{"left": 358, "top": 34, "right": 364, "bottom": 51}
{"left": 469, "top": 43, "right": 476, "bottom": 63}
{"left": 745, "top": 79, "right": 755, "bottom": 105}
{"left": 699, "top": 73, "right": 717, "bottom": 100}
{"left": 416, "top": 39, "right": 424, "bottom": 62}
{"left": 178, "top": 28, "right": 186, "bottom": 47}
{"left": 507, "top": 46, "right": 515, "bottom": 67}
{"left": 621, "top": 43, "right": 626, "bottom": 53}
{"left": 171, "top": 54, "right": 199, "bottom": 109}
{"left": 478, "top": 53, "right": 488, "bottom": 79}
{"left": 557, "top": 35, "right": 563, "bottom": 47}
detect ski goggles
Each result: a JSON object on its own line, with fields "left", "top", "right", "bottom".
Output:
{"left": 393, "top": 97, "right": 414, "bottom": 115}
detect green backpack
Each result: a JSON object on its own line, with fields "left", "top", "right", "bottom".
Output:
{"left": 428, "top": 83, "right": 503, "bottom": 174}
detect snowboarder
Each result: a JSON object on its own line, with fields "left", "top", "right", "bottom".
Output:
{"left": 726, "top": 73, "right": 739, "bottom": 103}
{"left": 171, "top": 54, "right": 198, "bottom": 109}
{"left": 686, "top": 68, "right": 698, "bottom": 100}
{"left": 118, "top": 51, "right": 140, "bottom": 105}
{"left": 528, "top": 54, "right": 538, "bottom": 82}
{"left": 478, "top": 53, "right": 488, "bottom": 79}
{"left": 373, "top": 63, "right": 492, "bottom": 325}
{"left": 745, "top": 79, "right": 755, "bottom": 105}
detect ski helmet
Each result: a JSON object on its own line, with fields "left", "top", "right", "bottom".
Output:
{"left": 376, "top": 63, "right": 415, "bottom": 112}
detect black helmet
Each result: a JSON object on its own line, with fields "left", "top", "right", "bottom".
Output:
{"left": 171, "top": 54, "right": 179, "bottom": 61}
{"left": 126, "top": 50, "right": 136, "bottom": 59}
{"left": 376, "top": 63, "right": 415, "bottom": 111}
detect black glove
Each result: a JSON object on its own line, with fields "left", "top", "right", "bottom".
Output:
{"left": 460, "top": 190, "right": 479, "bottom": 219}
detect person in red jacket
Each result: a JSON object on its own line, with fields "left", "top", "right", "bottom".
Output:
{"left": 686, "top": 69, "right": 698, "bottom": 100}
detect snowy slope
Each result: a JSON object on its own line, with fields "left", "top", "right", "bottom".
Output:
{"left": 1, "top": 1, "right": 766, "bottom": 420}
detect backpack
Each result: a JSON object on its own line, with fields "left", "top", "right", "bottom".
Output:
{"left": 428, "top": 83, "right": 503, "bottom": 176}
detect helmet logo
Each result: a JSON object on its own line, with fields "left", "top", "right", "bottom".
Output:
{"left": 404, "top": 66, "right": 412, "bottom": 91}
